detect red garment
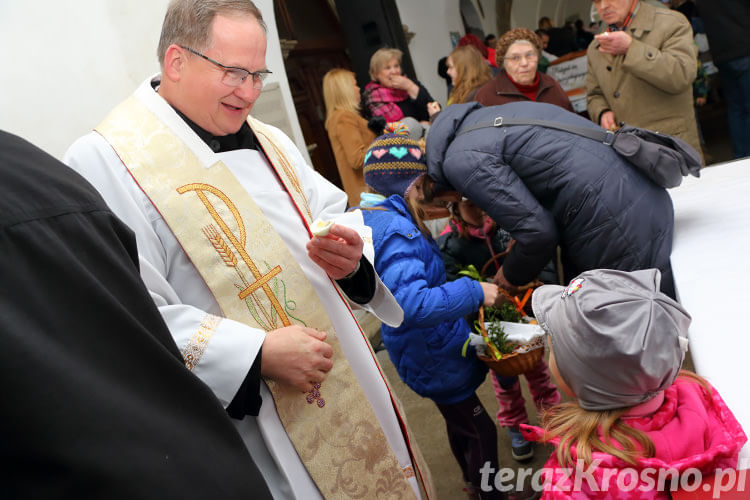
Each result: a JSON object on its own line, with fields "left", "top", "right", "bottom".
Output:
{"left": 487, "top": 47, "right": 498, "bottom": 68}
{"left": 507, "top": 73, "right": 541, "bottom": 101}
{"left": 458, "top": 33, "right": 489, "bottom": 59}
{"left": 521, "top": 377, "right": 747, "bottom": 499}
{"left": 490, "top": 361, "right": 560, "bottom": 428}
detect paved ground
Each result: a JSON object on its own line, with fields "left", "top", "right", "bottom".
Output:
{"left": 374, "top": 343, "right": 554, "bottom": 499}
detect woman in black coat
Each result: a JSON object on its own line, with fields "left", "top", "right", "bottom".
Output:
{"left": 425, "top": 101, "right": 675, "bottom": 297}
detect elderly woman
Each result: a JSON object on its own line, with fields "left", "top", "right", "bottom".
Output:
{"left": 361, "top": 47, "right": 439, "bottom": 125}
{"left": 475, "top": 28, "right": 573, "bottom": 112}
{"left": 445, "top": 45, "right": 493, "bottom": 105}
{"left": 323, "top": 68, "right": 375, "bottom": 207}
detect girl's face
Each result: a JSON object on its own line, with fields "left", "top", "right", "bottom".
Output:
{"left": 456, "top": 199, "right": 485, "bottom": 227}
{"left": 446, "top": 56, "right": 457, "bottom": 86}
{"left": 406, "top": 179, "right": 423, "bottom": 204}
{"left": 548, "top": 345, "right": 576, "bottom": 399}
{"left": 375, "top": 58, "right": 402, "bottom": 86}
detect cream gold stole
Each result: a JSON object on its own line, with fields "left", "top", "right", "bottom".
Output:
{"left": 96, "top": 96, "right": 423, "bottom": 499}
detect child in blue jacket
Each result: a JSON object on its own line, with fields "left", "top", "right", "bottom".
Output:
{"left": 361, "top": 133, "right": 503, "bottom": 500}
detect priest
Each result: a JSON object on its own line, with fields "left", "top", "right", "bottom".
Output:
{"left": 64, "top": 1, "right": 428, "bottom": 498}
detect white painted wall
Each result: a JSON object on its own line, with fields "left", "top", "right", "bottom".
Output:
{"left": 394, "top": 0, "right": 464, "bottom": 104}
{"left": 0, "top": 0, "right": 309, "bottom": 163}
{"left": 510, "top": 0, "right": 592, "bottom": 30}
{"left": 0, "top": 0, "right": 594, "bottom": 161}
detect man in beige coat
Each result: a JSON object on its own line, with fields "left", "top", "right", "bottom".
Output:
{"left": 586, "top": 0, "right": 703, "bottom": 162}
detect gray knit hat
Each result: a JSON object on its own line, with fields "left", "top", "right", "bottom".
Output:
{"left": 532, "top": 269, "right": 691, "bottom": 411}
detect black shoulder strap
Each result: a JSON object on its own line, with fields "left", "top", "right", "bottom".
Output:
{"left": 456, "top": 116, "right": 616, "bottom": 146}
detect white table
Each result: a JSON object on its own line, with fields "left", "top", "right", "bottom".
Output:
{"left": 669, "top": 159, "right": 750, "bottom": 464}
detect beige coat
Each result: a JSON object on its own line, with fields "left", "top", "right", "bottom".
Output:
{"left": 326, "top": 109, "right": 376, "bottom": 207}
{"left": 586, "top": 1, "right": 703, "bottom": 161}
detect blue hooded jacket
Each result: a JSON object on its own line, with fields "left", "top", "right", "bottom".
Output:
{"left": 426, "top": 101, "right": 675, "bottom": 296}
{"left": 362, "top": 195, "right": 488, "bottom": 405}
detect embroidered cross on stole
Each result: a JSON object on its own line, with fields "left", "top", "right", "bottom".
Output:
{"left": 96, "top": 96, "right": 426, "bottom": 499}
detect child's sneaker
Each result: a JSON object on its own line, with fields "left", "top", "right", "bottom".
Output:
{"left": 508, "top": 427, "right": 534, "bottom": 461}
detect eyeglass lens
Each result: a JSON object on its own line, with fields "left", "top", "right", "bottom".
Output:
{"left": 222, "top": 69, "right": 268, "bottom": 89}
{"left": 508, "top": 52, "right": 538, "bottom": 62}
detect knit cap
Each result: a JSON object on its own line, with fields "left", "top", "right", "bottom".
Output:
{"left": 532, "top": 269, "right": 691, "bottom": 411}
{"left": 495, "top": 27, "right": 542, "bottom": 67}
{"left": 363, "top": 133, "right": 427, "bottom": 198}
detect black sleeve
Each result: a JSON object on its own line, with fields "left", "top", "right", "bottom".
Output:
{"left": 0, "top": 131, "right": 272, "bottom": 498}
{"left": 437, "top": 233, "right": 462, "bottom": 282}
{"left": 226, "top": 346, "right": 263, "bottom": 418}
{"left": 412, "top": 83, "right": 435, "bottom": 121}
{"left": 395, "top": 81, "right": 435, "bottom": 122}
{"left": 460, "top": 151, "right": 558, "bottom": 286}
{"left": 336, "top": 256, "right": 376, "bottom": 304}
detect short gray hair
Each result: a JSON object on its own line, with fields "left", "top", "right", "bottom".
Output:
{"left": 157, "top": 0, "right": 267, "bottom": 67}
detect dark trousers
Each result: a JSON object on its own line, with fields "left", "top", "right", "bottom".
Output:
{"left": 435, "top": 393, "right": 504, "bottom": 499}
{"left": 718, "top": 55, "right": 750, "bottom": 159}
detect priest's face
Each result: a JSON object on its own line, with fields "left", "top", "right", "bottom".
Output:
{"left": 176, "top": 14, "right": 267, "bottom": 136}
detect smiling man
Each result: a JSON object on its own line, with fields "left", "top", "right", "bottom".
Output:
{"left": 64, "top": 1, "right": 426, "bottom": 498}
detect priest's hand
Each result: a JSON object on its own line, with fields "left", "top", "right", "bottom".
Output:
{"left": 261, "top": 326, "right": 334, "bottom": 392}
{"left": 306, "top": 224, "right": 364, "bottom": 280}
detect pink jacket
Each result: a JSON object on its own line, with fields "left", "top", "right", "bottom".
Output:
{"left": 521, "top": 378, "right": 747, "bottom": 499}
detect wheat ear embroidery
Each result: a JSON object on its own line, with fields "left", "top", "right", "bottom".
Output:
{"left": 204, "top": 224, "right": 275, "bottom": 329}
{"left": 203, "top": 225, "right": 237, "bottom": 267}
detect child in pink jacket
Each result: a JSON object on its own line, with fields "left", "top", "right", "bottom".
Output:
{"left": 437, "top": 197, "right": 559, "bottom": 462}
{"left": 523, "top": 269, "right": 747, "bottom": 499}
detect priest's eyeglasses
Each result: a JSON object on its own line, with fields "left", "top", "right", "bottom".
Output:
{"left": 180, "top": 45, "right": 272, "bottom": 89}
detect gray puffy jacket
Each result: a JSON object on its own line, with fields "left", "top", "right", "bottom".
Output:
{"left": 426, "top": 101, "right": 675, "bottom": 296}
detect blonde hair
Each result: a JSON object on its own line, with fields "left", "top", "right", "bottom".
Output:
{"left": 541, "top": 371, "right": 711, "bottom": 467}
{"left": 369, "top": 48, "right": 403, "bottom": 81}
{"left": 367, "top": 173, "right": 432, "bottom": 238}
{"left": 405, "top": 184, "right": 432, "bottom": 238}
{"left": 322, "top": 69, "right": 360, "bottom": 130}
{"left": 447, "top": 45, "right": 492, "bottom": 105}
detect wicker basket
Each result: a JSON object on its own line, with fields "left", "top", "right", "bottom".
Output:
{"left": 476, "top": 305, "right": 545, "bottom": 377}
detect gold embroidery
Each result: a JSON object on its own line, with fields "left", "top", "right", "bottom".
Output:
{"left": 403, "top": 466, "right": 415, "bottom": 479}
{"left": 252, "top": 127, "right": 313, "bottom": 222}
{"left": 179, "top": 183, "right": 291, "bottom": 328}
{"left": 97, "top": 98, "right": 425, "bottom": 499}
{"left": 203, "top": 225, "right": 237, "bottom": 267}
{"left": 182, "top": 314, "right": 221, "bottom": 370}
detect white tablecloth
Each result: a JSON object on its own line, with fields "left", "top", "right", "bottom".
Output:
{"left": 669, "top": 159, "right": 750, "bottom": 463}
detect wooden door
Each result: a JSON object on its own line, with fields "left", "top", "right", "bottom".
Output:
{"left": 274, "top": 0, "right": 351, "bottom": 188}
